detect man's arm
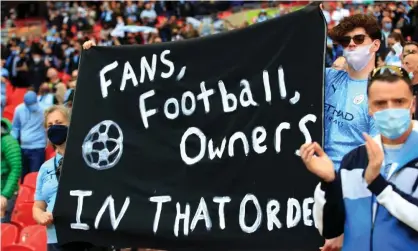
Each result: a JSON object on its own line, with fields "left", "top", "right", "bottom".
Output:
{"left": 313, "top": 169, "right": 345, "bottom": 238}
{"left": 368, "top": 174, "right": 418, "bottom": 231}
{"left": 11, "top": 108, "right": 21, "bottom": 140}
{"left": 312, "top": 146, "right": 362, "bottom": 238}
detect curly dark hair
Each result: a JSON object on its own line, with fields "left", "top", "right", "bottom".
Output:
{"left": 329, "top": 14, "right": 382, "bottom": 42}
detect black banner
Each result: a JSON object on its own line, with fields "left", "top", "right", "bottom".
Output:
{"left": 55, "top": 4, "right": 326, "bottom": 250}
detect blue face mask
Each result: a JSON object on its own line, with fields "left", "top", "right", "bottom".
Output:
{"left": 26, "top": 103, "right": 40, "bottom": 113}
{"left": 47, "top": 125, "right": 68, "bottom": 146}
{"left": 384, "top": 23, "right": 392, "bottom": 30}
{"left": 373, "top": 106, "right": 412, "bottom": 139}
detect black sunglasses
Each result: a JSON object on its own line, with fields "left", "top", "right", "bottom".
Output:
{"left": 369, "top": 65, "right": 410, "bottom": 80}
{"left": 337, "top": 34, "right": 368, "bottom": 48}
{"left": 403, "top": 49, "right": 417, "bottom": 56}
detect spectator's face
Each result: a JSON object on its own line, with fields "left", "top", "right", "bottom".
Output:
{"left": 154, "top": 37, "right": 162, "bottom": 43}
{"left": 61, "top": 43, "right": 68, "bottom": 50}
{"left": 40, "top": 83, "right": 50, "bottom": 94}
{"left": 403, "top": 54, "right": 418, "bottom": 74}
{"left": 33, "top": 54, "right": 42, "bottom": 63}
{"left": 145, "top": 3, "right": 151, "bottom": 10}
{"left": 387, "top": 37, "right": 396, "bottom": 47}
{"left": 60, "top": 30, "right": 67, "bottom": 38}
{"left": 47, "top": 68, "right": 57, "bottom": 79}
{"left": 342, "top": 28, "right": 377, "bottom": 52}
{"left": 382, "top": 17, "right": 392, "bottom": 30}
{"left": 368, "top": 79, "right": 415, "bottom": 116}
{"left": 72, "top": 70, "right": 78, "bottom": 80}
{"left": 127, "top": 17, "right": 135, "bottom": 24}
{"left": 74, "top": 42, "right": 81, "bottom": 52}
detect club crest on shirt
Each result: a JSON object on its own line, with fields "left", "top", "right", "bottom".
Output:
{"left": 353, "top": 94, "right": 365, "bottom": 105}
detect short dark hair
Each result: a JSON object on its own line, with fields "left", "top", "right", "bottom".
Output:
{"left": 330, "top": 14, "right": 382, "bottom": 42}
{"left": 404, "top": 41, "right": 418, "bottom": 49}
{"left": 367, "top": 66, "right": 413, "bottom": 96}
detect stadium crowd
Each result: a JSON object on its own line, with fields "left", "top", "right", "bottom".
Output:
{"left": 1, "top": 1, "right": 418, "bottom": 251}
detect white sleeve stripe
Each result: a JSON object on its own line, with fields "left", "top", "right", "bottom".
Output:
{"left": 313, "top": 183, "right": 326, "bottom": 235}
{"left": 376, "top": 185, "right": 418, "bottom": 231}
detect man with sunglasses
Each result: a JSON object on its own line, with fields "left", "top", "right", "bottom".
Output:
{"left": 301, "top": 66, "right": 418, "bottom": 251}
{"left": 325, "top": 14, "right": 382, "bottom": 171}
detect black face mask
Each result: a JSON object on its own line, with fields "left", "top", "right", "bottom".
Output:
{"left": 47, "top": 125, "right": 68, "bottom": 145}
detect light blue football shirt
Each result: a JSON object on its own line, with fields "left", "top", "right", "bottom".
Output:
{"left": 324, "top": 68, "right": 378, "bottom": 170}
{"left": 34, "top": 153, "right": 62, "bottom": 244}
{"left": 381, "top": 145, "right": 403, "bottom": 179}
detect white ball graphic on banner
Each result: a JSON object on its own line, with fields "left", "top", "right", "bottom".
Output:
{"left": 82, "top": 120, "right": 123, "bottom": 170}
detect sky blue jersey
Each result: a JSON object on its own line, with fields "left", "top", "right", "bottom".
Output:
{"left": 34, "top": 154, "right": 62, "bottom": 244}
{"left": 324, "top": 68, "right": 378, "bottom": 170}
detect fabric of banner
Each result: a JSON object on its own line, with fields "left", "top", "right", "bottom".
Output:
{"left": 54, "top": 3, "right": 326, "bottom": 250}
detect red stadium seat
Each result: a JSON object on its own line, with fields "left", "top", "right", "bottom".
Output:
{"left": 23, "top": 172, "right": 38, "bottom": 190}
{"left": 19, "top": 225, "right": 47, "bottom": 251}
{"left": 5, "top": 79, "right": 14, "bottom": 103}
{"left": 10, "top": 87, "right": 28, "bottom": 106}
{"left": 45, "top": 145, "right": 56, "bottom": 160}
{"left": 2, "top": 244, "right": 35, "bottom": 251}
{"left": 15, "top": 185, "right": 35, "bottom": 205}
{"left": 1, "top": 223, "right": 19, "bottom": 246}
{"left": 11, "top": 203, "right": 36, "bottom": 229}
{"left": 3, "top": 87, "right": 28, "bottom": 121}
{"left": 2, "top": 105, "right": 15, "bottom": 122}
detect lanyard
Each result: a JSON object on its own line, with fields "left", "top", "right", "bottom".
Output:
{"left": 54, "top": 156, "right": 62, "bottom": 181}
